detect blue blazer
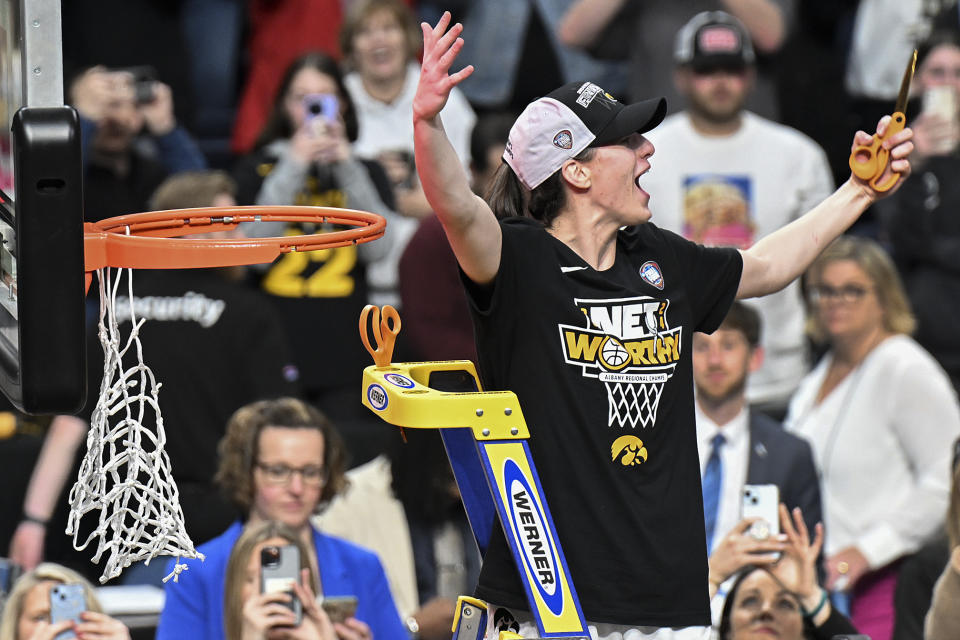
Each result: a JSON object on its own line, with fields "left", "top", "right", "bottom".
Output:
{"left": 746, "top": 412, "right": 823, "bottom": 540}
{"left": 156, "top": 521, "right": 406, "bottom": 640}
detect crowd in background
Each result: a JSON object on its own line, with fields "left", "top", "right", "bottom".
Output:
{"left": 0, "top": 1, "right": 959, "bottom": 639}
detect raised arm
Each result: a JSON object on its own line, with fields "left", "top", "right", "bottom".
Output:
{"left": 413, "top": 12, "right": 502, "bottom": 285}
{"left": 737, "top": 119, "right": 914, "bottom": 299}
{"left": 9, "top": 415, "right": 88, "bottom": 570}
{"left": 721, "top": 0, "right": 788, "bottom": 52}
{"left": 556, "top": 0, "right": 626, "bottom": 48}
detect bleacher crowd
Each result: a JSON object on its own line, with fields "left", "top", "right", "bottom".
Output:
{"left": 1, "top": 1, "right": 960, "bottom": 640}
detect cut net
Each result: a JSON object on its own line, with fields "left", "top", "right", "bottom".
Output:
{"left": 67, "top": 266, "right": 203, "bottom": 584}
{"left": 604, "top": 380, "right": 665, "bottom": 429}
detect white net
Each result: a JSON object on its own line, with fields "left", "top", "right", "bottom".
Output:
{"left": 67, "top": 266, "right": 203, "bottom": 584}
{"left": 604, "top": 380, "right": 665, "bottom": 429}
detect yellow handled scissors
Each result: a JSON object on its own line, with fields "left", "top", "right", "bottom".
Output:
{"left": 848, "top": 50, "right": 916, "bottom": 192}
{"left": 360, "top": 304, "right": 401, "bottom": 367}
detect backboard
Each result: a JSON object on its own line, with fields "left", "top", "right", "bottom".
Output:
{"left": 0, "top": 0, "right": 85, "bottom": 413}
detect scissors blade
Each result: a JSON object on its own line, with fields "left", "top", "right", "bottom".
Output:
{"left": 894, "top": 49, "right": 917, "bottom": 114}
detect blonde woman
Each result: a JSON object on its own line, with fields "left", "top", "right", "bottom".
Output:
{"left": 786, "top": 236, "right": 960, "bottom": 640}
{"left": 224, "top": 520, "right": 335, "bottom": 640}
{"left": 0, "top": 563, "right": 129, "bottom": 640}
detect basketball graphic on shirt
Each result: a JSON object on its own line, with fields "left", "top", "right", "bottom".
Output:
{"left": 559, "top": 295, "right": 681, "bottom": 432}
{"left": 599, "top": 337, "right": 630, "bottom": 371}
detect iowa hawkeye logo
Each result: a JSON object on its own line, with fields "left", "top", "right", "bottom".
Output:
{"left": 558, "top": 296, "right": 681, "bottom": 431}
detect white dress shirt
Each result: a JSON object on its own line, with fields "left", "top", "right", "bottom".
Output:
{"left": 696, "top": 403, "right": 750, "bottom": 554}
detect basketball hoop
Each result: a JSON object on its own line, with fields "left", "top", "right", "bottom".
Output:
{"left": 70, "top": 206, "right": 385, "bottom": 583}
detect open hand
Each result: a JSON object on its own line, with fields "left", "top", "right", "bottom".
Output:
{"left": 769, "top": 504, "right": 823, "bottom": 600}
{"left": 412, "top": 11, "right": 474, "bottom": 123}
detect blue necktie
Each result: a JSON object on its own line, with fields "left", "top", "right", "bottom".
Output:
{"left": 702, "top": 433, "right": 726, "bottom": 552}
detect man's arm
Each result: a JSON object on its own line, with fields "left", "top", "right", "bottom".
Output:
{"left": 9, "top": 415, "right": 87, "bottom": 569}
{"left": 413, "top": 13, "right": 502, "bottom": 286}
{"left": 721, "top": 0, "right": 789, "bottom": 52}
{"left": 737, "top": 120, "right": 913, "bottom": 299}
{"left": 556, "top": 0, "right": 626, "bottom": 48}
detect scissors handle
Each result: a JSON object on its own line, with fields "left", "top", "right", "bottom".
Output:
{"left": 848, "top": 111, "right": 907, "bottom": 193}
{"left": 360, "top": 304, "right": 401, "bottom": 367}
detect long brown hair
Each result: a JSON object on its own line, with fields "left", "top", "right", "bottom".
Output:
{"left": 254, "top": 52, "right": 359, "bottom": 150}
{"left": 485, "top": 149, "right": 596, "bottom": 226}
{"left": 215, "top": 397, "right": 348, "bottom": 517}
{"left": 223, "top": 521, "right": 318, "bottom": 640}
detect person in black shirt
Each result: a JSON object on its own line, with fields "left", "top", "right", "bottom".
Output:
{"left": 410, "top": 11, "right": 914, "bottom": 638}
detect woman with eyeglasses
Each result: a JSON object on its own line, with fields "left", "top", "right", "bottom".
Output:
{"left": 156, "top": 397, "right": 407, "bottom": 640}
{"left": 784, "top": 236, "right": 960, "bottom": 640}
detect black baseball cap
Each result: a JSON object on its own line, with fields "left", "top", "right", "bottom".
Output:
{"left": 674, "top": 11, "right": 755, "bottom": 72}
{"left": 503, "top": 81, "right": 666, "bottom": 189}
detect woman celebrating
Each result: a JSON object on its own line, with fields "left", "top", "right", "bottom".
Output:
{"left": 785, "top": 237, "right": 960, "bottom": 640}
{"left": 412, "top": 10, "right": 913, "bottom": 639}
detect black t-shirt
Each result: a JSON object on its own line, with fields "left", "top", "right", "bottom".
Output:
{"left": 464, "top": 218, "right": 742, "bottom": 627}
{"left": 233, "top": 153, "right": 394, "bottom": 394}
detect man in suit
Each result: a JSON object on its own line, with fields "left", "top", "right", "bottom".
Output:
{"left": 693, "top": 301, "right": 822, "bottom": 561}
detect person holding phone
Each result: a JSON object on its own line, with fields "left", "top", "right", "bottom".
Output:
{"left": 716, "top": 506, "right": 858, "bottom": 640}
{"left": 156, "top": 397, "right": 406, "bottom": 640}
{"left": 67, "top": 65, "right": 206, "bottom": 223}
{"left": 0, "top": 563, "right": 129, "bottom": 640}
{"left": 224, "top": 520, "right": 335, "bottom": 640}
{"left": 878, "top": 29, "right": 960, "bottom": 396}
{"left": 231, "top": 51, "right": 402, "bottom": 461}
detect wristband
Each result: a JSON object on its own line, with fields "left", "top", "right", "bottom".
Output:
{"left": 21, "top": 512, "right": 48, "bottom": 527}
{"left": 802, "top": 589, "right": 828, "bottom": 619}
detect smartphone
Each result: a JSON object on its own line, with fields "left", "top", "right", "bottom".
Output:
{"left": 923, "top": 85, "right": 958, "bottom": 121}
{"left": 261, "top": 545, "right": 302, "bottom": 626}
{"left": 741, "top": 484, "right": 780, "bottom": 541}
{"left": 321, "top": 595, "right": 359, "bottom": 623}
{"left": 49, "top": 583, "right": 85, "bottom": 640}
{"left": 304, "top": 94, "right": 339, "bottom": 123}
{"left": 922, "top": 86, "right": 959, "bottom": 154}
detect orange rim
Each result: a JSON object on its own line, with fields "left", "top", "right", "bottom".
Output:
{"left": 83, "top": 205, "right": 386, "bottom": 272}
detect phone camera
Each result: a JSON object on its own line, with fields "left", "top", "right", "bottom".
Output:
{"left": 262, "top": 546, "right": 281, "bottom": 567}
{"left": 307, "top": 102, "right": 323, "bottom": 116}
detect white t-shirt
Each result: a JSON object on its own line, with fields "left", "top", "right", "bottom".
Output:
{"left": 785, "top": 335, "right": 960, "bottom": 568}
{"left": 345, "top": 62, "right": 476, "bottom": 166}
{"left": 344, "top": 63, "right": 477, "bottom": 307}
{"left": 643, "top": 111, "right": 834, "bottom": 405}
{"left": 846, "top": 0, "right": 927, "bottom": 99}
